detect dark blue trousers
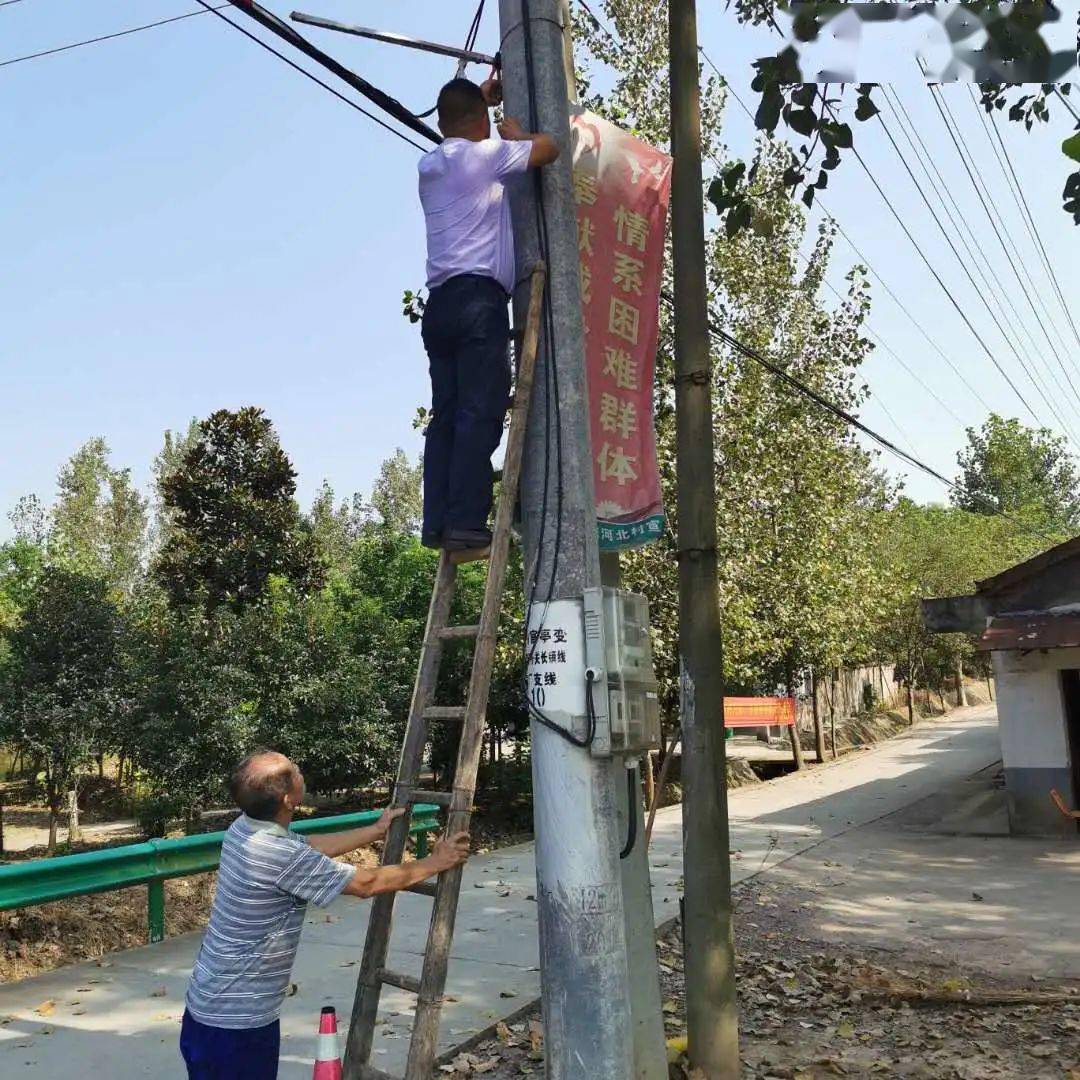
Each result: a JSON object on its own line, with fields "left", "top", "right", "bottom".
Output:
{"left": 421, "top": 274, "right": 511, "bottom": 540}
{"left": 180, "top": 1010, "right": 280, "bottom": 1079}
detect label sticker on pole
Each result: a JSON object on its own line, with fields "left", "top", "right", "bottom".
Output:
{"left": 571, "top": 110, "right": 673, "bottom": 552}
{"left": 526, "top": 599, "right": 587, "bottom": 719}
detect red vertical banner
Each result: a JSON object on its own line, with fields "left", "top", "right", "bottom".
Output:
{"left": 570, "top": 111, "right": 672, "bottom": 551}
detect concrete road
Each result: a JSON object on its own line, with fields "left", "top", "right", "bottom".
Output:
{"left": 5, "top": 704, "right": 1070, "bottom": 1078}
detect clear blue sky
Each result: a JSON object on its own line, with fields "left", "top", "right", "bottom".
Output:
{"left": 3, "top": 1, "right": 1079, "bottom": 541}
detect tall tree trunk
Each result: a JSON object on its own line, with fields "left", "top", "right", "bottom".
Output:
{"left": 906, "top": 682, "right": 914, "bottom": 726}
{"left": 785, "top": 660, "right": 806, "bottom": 771}
{"left": 116, "top": 753, "right": 126, "bottom": 790}
{"left": 68, "top": 786, "right": 82, "bottom": 844}
{"left": 955, "top": 656, "right": 968, "bottom": 707}
{"left": 96, "top": 754, "right": 104, "bottom": 779}
{"left": 47, "top": 810, "right": 58, "bottom": 856}
{"left": 829, "top": 668, "right": 839, "bottom": 760}
{"left": 811, "top": 669, "right": 826, "bottom": 763}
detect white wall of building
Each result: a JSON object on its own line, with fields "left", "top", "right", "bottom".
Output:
{"left": 992, "top": 647, "right": 1079, "bottom": 834}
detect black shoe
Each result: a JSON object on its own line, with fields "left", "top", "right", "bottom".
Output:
{"left": 443, "top": 528, "right": 493, "bottom": 551}
{"left": 421, "top": 530, "right": 442, "bottom": 550}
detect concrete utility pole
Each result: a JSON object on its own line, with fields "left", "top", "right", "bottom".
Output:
{"left": 498, "top": 1, "right": 634, "bottom": 1075}
{"left": 668, "top": 0, "right": 740, "bottom": 1075}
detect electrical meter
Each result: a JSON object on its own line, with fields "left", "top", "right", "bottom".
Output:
{"left": 583, "top": 587, "right": 662, "bottom": 757}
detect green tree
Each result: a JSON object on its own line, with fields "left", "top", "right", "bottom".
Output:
{"left": 952, "top": 414, "right": 1080, "bottom": 535}
{"left": 0, "top": 568, "right": 126, "bottom": 852}
{"left": 127, "top": 590, "right": 257, "bottom": 827}
{"left": 153, "top": 408, "right": 321, "bottom": 612}
{"left": 150, "top": 421, "right": 200, "bottom": 552}
{"left": 366, "top": 448, "right": 423, "bottom": 535}
{"left": 308, "top": 481, "right": 363, "bottom": 575}
{"left": 51, "top": 439, "right": 148, "bottom": 595}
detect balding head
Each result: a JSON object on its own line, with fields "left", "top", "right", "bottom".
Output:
{"left": 229, "top": 751, "right": 303, "bottom": 821}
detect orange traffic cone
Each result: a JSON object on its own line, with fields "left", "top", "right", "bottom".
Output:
{"left": 312, "top": 1005, "right": 343, "bottom": 1080}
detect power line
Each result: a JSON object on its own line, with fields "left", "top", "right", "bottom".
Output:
{"left": 0, "top": 2, "right": 431, "bottom": 152}
{"left": 580, "top": 1, "right": 970, "bottom": 462}
{"left": 723, "top": 11, "right": 1072, "bottom": 441}
{"left": 974, "top": 87, "right": 1080, "bottom": 359}
{"left": 883, "top": 85, "right": 1080, "bottom": 437}
{"left": 929, "top": 84, "right": 1080, "bottom": 426}
{"left": 191, "top": 0, "right": 428, "bottom": 152}
{"left": 859, "top": 112, "right": 1057, "bottom": 433}
{"left": 0, "top": 6, "right": 230, "bottom": 68}
{"left": 693, "top": 43, "right": 995, "bottom": 416}
{"left": 699, "top": 307, "right": 1062, "bottom": 547}
{"left": 1056, "top": 86, "right": 1080, "bottom": 124}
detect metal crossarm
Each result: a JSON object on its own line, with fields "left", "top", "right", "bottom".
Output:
{"left": 343, "top": 264, "right": 546, "bottom": 1080}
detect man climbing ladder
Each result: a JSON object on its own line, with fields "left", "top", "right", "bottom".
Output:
{"left": 417, "top": 73, "right": 559, "bottom": 557}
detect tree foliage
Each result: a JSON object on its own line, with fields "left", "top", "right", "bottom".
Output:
{"left": 0, "top": 568, "right": 126, "bottom": 850}
{"left": 952, "top": 414, "right": 1080, "bottom": 534}
{"left": 153, "top": 407, "right": 321, "bottom": 613}
{"left": 707, "top": 1, "right": 1080, "bottom": 233}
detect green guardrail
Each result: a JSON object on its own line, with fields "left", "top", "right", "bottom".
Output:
{"left": 0, "top": 805, "right": 441, "bottom": 945}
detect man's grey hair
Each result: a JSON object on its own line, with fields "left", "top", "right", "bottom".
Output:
{"left": 229, "top": 751, "right": 299, "bottom": 821}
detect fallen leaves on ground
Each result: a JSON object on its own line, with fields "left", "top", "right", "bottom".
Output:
{"left": 470, "top": 877, "right": 1079, "bottom": 1079}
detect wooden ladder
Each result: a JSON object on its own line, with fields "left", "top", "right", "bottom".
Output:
{"left": 343, "top": 264, "right": 546, "bottom": 1080}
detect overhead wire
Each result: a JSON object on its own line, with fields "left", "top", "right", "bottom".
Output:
{"left": 190, "top": 0, "right": 429, "bottom": 152}
{"left": 857, "top": 111, "right": 1055, "bottom": 433}
{"left": 0, "top": 6, "right": 229, "bottom": 68}
{"left": 579, "top": 0, "right": 957, "bottom": 469}
{"left": 734, "top": 10, "right": 1070, "bottom": 435}
{"left": 415, "top": 0, "right": 487, "bottom": 118}
{"left": 882, "top": 85, "right": 1080, "bottom": 438}
{"left": 972, "top": 86, "right": 1080, "bottom": 360}
{"left": 928, "top": 84, "right": 1080, "bottom": 425}
{"left": 695, "top": 301, "right": 1064, "bottom": 548}
{"left": 0, "top": 0, "right": 431, "bottom": 152}
{"left": 692, "top": 38, "right": 995, "bottom": 415}
{"left": 583, "top": 3, "right": 974, "bottom": 454}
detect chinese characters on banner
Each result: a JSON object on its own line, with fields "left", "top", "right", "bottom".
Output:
{"left": 570, "top": 111, "right": 672, "bottom": 552}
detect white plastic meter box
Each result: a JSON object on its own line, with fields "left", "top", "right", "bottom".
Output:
{"left": 583, "top": 587, "right": 662, "bottom": 757}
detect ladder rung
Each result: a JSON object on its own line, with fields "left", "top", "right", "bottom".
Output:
{"left": 423, "top": 705, "right": 467, "bottom": 721}
{"left": 378, "top": 968, "right": 421, "bottom": 994}
{"left": 405, "top": 881, "right": 438, "bottom": 897}
{"left": 437, "top": 624, "right": 480, "bottom": 640}
{"left": 410, "top": 789, "right": 452, "bottom": 807}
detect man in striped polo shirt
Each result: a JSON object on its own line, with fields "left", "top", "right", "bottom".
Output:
{"left": 181, "top": 750, "right": 469, "bottom": 1079}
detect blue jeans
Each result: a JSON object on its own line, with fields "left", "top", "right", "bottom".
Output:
{"left": 421, "top": 274, "right": 511, "bottom": 539}
{"left": 180, "top": 1010, "right": 280, "bottom": 1079}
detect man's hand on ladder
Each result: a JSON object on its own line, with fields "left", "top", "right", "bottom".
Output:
{"left": 428, "top": 832, "right": 471, "bottom": 873}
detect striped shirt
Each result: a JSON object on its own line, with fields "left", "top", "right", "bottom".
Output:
{"left": 185, "top": 814, "right": 354, "bottom": 1029}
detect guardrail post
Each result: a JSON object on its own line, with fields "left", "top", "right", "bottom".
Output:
{"left": 148, "top": 880, "right": 166, "bottom": 944}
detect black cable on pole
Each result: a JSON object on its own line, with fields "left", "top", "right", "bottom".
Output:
{"left": 212, "top": 0, "right": 440, "bottom": 144}
{"left": 0, "top": 6, "right": 230, "bottom": 68}
{"left": 929, "top": 84, "right": 1080, "bottom": 425}
{"left": 975, "top": 87, "right": 1080, "bottom": 361}
{"left": 619, "top": 762, "right": 637, "bottom": 859}
{"left": 189, "top": 0, "right": 428, "bottom": 151}
{"left": 518, "top": 0, "right": 579, "bottom": 747}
